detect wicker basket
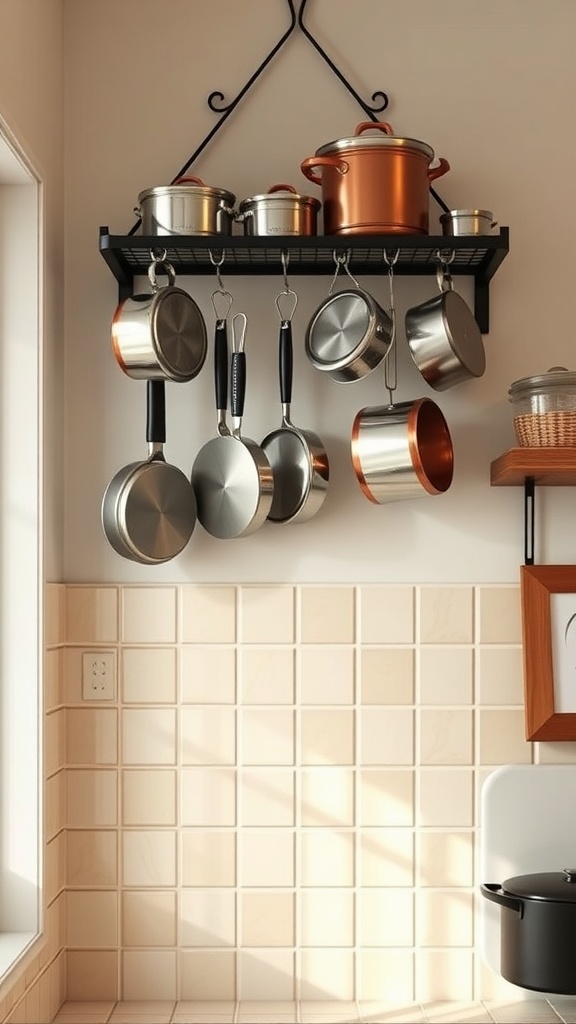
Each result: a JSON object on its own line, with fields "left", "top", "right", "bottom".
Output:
{"left": 514, "top": 411, "right": 576, "bottom": 447}
{"left": 509, "top": 369, "right": 576, "bottom": 447}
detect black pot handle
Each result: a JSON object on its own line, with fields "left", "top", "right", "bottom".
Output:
{"left": 480, "top": 883, "right": 524, "bottom": 919}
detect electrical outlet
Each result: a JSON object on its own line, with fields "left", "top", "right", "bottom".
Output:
{"left": 82, "top": 651, "right": 116, "bottom": 700}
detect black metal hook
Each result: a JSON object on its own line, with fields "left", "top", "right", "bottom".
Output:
{"left": 297, "top": 0, "right": 388, "bottom": 119}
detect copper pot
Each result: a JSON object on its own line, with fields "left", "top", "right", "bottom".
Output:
{"left": 300, "top": 122, "right": 450, "bottom": 235}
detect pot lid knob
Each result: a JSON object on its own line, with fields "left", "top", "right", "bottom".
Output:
{"left": 562, "top": 868, "right": 576, "bottom": 882}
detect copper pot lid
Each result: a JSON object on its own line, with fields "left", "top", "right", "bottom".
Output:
{"left": 313, "top": 122, "right": 435, "bottom": 162}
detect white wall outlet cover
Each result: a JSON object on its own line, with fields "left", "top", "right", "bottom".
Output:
{"left": 82, "top": 650, "right": 116, "bottom": 700}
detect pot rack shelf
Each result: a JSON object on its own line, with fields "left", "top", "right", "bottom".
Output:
{"left": 98, "top": 0, "right": 510, "bottom": 333}
{"left": 490, "top": 447, "right": 576, "bottom": 564}
{"left": 98, "top": 227, "right": 509, "bottom": 334}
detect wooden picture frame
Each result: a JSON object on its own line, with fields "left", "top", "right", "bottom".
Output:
{"left": 521, "top": 564, "right": 576, "bottom": 741}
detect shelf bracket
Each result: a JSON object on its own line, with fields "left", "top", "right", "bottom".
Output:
{"left": 524, "top": 476, "right": 535, "bottom": 565}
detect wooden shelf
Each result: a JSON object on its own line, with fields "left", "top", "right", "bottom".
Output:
{"left": 490, "top": 447, "right": 576, "bottom": 486}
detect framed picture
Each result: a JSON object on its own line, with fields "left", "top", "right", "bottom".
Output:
{"left": 521, "top": 564, "right": 576, "bottom": 741}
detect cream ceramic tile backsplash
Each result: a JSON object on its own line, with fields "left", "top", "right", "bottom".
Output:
{"left": 8, "top": 581, "right": 575, "bottom": 1021}
{"left": 57, "top": 582, "right": 545, "bottom": 1007}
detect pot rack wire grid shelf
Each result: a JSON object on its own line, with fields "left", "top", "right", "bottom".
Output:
{"left": 97, "top": 0, "right": 509, "bottom": 332}
{"left": 99, "top": 229, "right": 509, "bottom": 335}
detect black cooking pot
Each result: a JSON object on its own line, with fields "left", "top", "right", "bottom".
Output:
{"left": 481, "top": 869, "right": 576, "bottom": 994}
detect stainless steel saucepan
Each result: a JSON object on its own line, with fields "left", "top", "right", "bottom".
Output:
{"left": 102, "top": 380, "right": 197, "bottom": 562}
{"left": 261, "top": 285, "right": 329, "bottom": 524}
{"left": 191, "top": 313, "right": 274, "bottom": 538}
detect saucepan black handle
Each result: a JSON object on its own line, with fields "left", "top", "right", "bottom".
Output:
{"left": 146, "top": 379, "right": 166, "bottom": 445}
{"left": 279, "top": 319, "right": 293, "bottom": 406}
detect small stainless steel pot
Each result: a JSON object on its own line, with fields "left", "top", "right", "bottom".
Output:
{"left": 351, "top": 397, "right": 454, "bottom": 503}
{"left": 405, "top": 263, "right": 485, "bottom": 391}
{"left": 136, "top": 176, "right": 236, "bottom": 236}
{"left": 440, "top": 208, "right": 497, "bottom": 236}
{"left": 481, "top": 870, "right": 576, "bottom": 995}
{"left": 112, "top": 259, "right": 207, "bottom": 382}
{"left": 237, "top": 184, "right": 321, "bottom": 236}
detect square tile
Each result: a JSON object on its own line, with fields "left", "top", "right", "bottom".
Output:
{"left": 417, "top": 890, "right": 474, "bottom": 946}
{"left": 66, "top": 708, "right": 118, "bottom": 765}
{"left": 240, "top": 586, "right": 295, "bottom": 643}
{"left": 67, "top": 890, "right": 118, "bottom": 947}
{"left": 360, "top": 647, "right": 414, "bottom": 704}
{"left": 66, "top": 769, "right": 117, "bottom": 827}
{"left": 241, "top": 708, "right": 294, "bottom": 765}
{"left": 419, "top": 769, "right": 474, "bottom": 827}
{"left": 241, "top": 647, "right": 294, "bottom": 704}
{"left": 180, "top": 707, "right": 236, "bottom": 765}
{"left": 240, "top": 768, "right": 294, "bottom": 826}
{"left": 240, "top": 891, "right": 295, "bottom": 946}
{"left": 301, "top": 767, "right": 355, "bottom": 826}
{"left": 122, "top": 647, "right": 177, "bottom": 703}
{"left": 121, "top": 952, "right": 177, "bottom": 1000}
{"left": 477, "top": 646, "right": 523, "bottom": 705}
{"left": 66, "top": 830, "right": 118, "bottom": 887}
{"left": 180, "top": 768, "right": 236, "bottom": 826}
{"left": 179, "top": 951, "right": 236, "bottom": 1000}
{"left": 180, "top": 889, "right": 236, "bottom": 947}
{"left": 419, "top": 647, "right": 474, "bottom": 705}
{"left": 45, "top": 582, "right": 66, "bottom": 646}
{"left": 300, "top": 889, "right": 354, "bottom": 946}
{"left": 299, "top": 949, "right": 354, "bottom": 1000}
{"left": 122, "top": 769, "right": 176, "bottom": 825}
{"left": 359, "top": 586, "right": 414, "bottom": 644}
{"left": 417, "top": 831, "right": 474, "bottom": 887}
{"left": 66, "top": 586, "right": 118, "bottom": 643}
{"left": 121, "top": 587, "right": 177, "bottom": 644}
{"left": 66, "top": 952, "right": 119, "bottom": 1001}
{"left": 299, "top": 647, "right": 355, "bottom": 704}
{"left": 358, "top": 888, "right": 414, "bottom": 946}
{"left": 180, "top": 830, "right": 236, "bottom": 887}
{"left": 122, "top": 708, "right": 176, "bottom": 765}
{"left": 181, "top": 647, "right": 236, "bottom": 703}
{"left": 359, "top": 829, "right": 414, "bottom": 886}
{"left": 359, "top": 769, "right": 414, "bottom": 826}
{"left": 300, "top": 830, "right": 355, "bottom": 887}
{"left": 419, "top": 586, "right": 473, "bottom": 643}
{"left": 360, "top": 708, "right": 414, "bottom": 765}
{"left": 478, "top": 709, "right": 531, "bottom": 764}
{"left": 240, "top": 829, "right": 295, "bottom": 886}
{"left": 419, "top": 709, "right": 473, "bottom": 765}
{"left": 477, "top": 586, "right": 522, "bottom": 643}
{"left": 417, "top": 950, "right": 474, "bottom": 1001}
{"left": 300, "top": 587, "right": 355, "bottom": 644}
{"left": 122, "top": 830, "right": 176, "bottom": 887}
{"left": 300, "top": 709, "right": 355, "bottom": 765}
{"left": 180, "top": 585, "right": 236, "bottom": 643}
{"left": 238, "top": 949, "right": 295, "bottom": 1000}
{"left": 122, "top": 890, "right": 177, "bottom": 947}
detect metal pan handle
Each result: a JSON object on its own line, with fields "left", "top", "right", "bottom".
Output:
{"left": 146, "top": 379, "right": 166, "bottom": 447}
{"left": 230, "top": 312, "right": 247, "bottom": 431}
{"left": 214, "top": 320, "right": 229, "bottom": 417}
{"left": 480, "top": 883, "right": 524, "bottom": 918}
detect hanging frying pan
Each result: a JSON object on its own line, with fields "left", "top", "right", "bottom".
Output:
{"left": 261, "top": 287, "right": 329, "bottom": 524}
{"left": 102, "top": 379, "right": 196, "bottom": 563}
{"left": 191, "top": 312, "right": 274, "bottom": 539}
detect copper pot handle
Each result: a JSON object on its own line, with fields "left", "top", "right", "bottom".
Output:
{"left": 300, "top": 156, "right": 349, "bottom": 185}
{"left": 428, "top": 158, "right": 450, "bottom": 182}
{"left": 174, "top": 175, "right": 205, "bottom": 185}
{"left": 354, "top": 121, "right": 394, "bottom": 136}
{"left": 267, "top": 183, "right": 297, "bottom": 194}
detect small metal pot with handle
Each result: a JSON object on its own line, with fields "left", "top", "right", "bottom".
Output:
{"left": 112, "top": 256, "right": 207, "bottom": 382}
{"left": 305, "top": 252, "right": 393, "bottom": 384}
{"left": 405, "top": 255, "right": 486, "bottom": 391}
{"left": 481, "top": 869, "right": 576, "bottom": 994}
{"left": 236, "top": 184, "right": 321, "bottom": 236}
{"left": 136, "top": 176, "right": 236, "bottom": 236}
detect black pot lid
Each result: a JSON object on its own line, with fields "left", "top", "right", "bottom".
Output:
{"left": 504, "top": 869, "right": 576, "bottom": 903}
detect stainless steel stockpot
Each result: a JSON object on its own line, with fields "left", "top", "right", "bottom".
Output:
{"left": 236, "top": 184, "right": 321, "bottom": 236}
{"left": 112, "top": 259, "right": 207, "bottom": 382}
{"left": 440, "top": 208, "right": 497, "bottom": 236}
{"left": 351, "top": 397, "right": 454, "bottom": 504}
{"left": 305, "top": 283, "right": 393, "bottom": 384}
{"left": 136, "top": 176, "right": 236, "bottom": 236}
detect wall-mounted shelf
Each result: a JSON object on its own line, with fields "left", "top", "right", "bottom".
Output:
{"left": 490, "top": 447, "right": 576, "bottom": 564}
{"left": 99, "top": 225, "right": 510, "bottom": 333}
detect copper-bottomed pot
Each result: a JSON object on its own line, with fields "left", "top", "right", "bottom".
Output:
{"left": 300, "top": 122, "right": 450, "bottom": 235}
